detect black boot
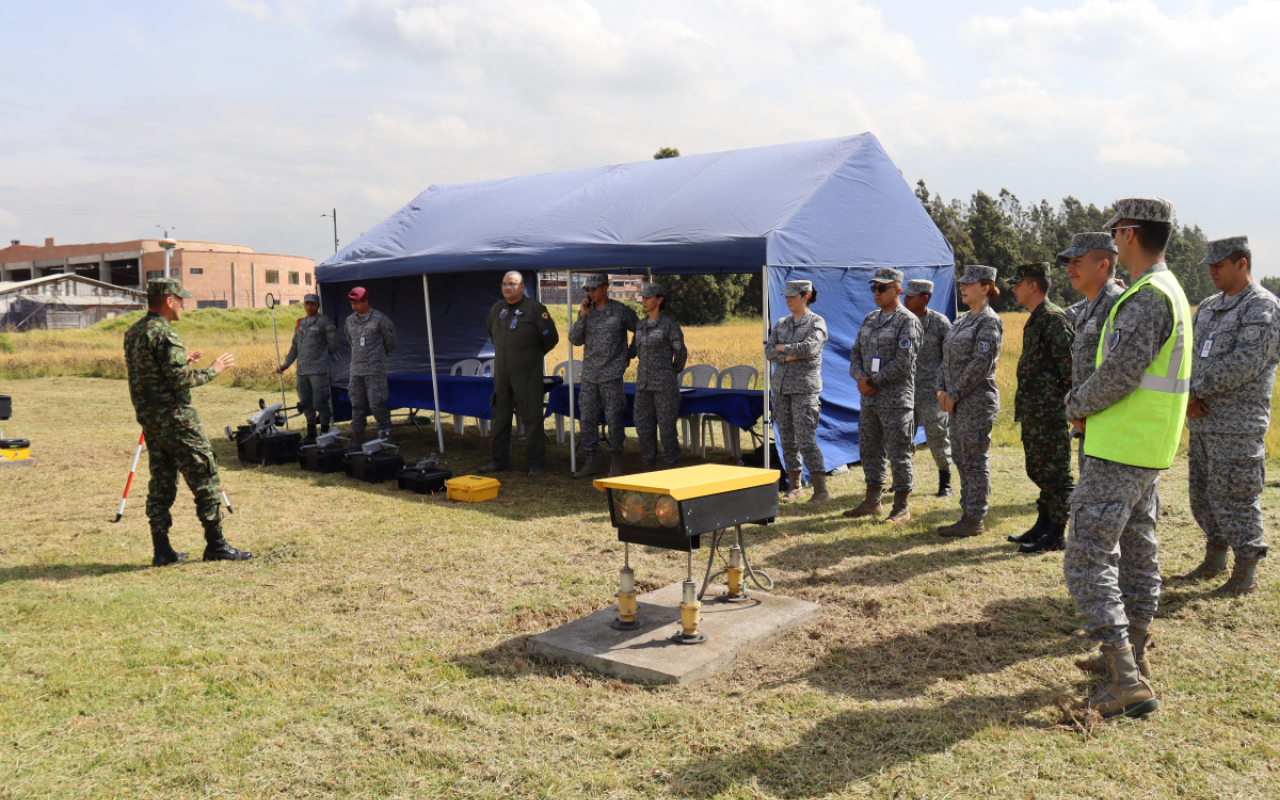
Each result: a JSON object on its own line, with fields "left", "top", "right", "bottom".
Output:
{"left": 150, "top": 526, "right": 188, "bottom": 567}
{"left": 1021, "top": 521, "right": 1066, "bottom": 553}
{"left": 347, "top": 429, "right": 364, "bottom": 454}
{"left": 320, "top": 422, "right": 331, "bottom": 435}
{"left": 305, "top": 423, "right": 318, "bottom": 444}
{"left": 1009, "top": 510, "right": 1046, "bottom": 545}
{"left": 202, "top": 519, "right": 253, "bottom": 562}
{"left": 935, "top": 469, "right": 952, "bottom": 498}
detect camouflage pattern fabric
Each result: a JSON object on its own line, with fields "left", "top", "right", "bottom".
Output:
{"left": 632, "top": 313, "right": 687, "bottom": 392}
{"left": 1200, "top": 235, "right": 1250, "bottom": 265}
{"left": 1022, "top": 414, "right": 1074, "bottom": 524}
{"left": 914, "top": 397, "right": 951, "bottom": 470}
{"left": 568, "top": 298, "right": 637, "bottom": 382}
{"left": 1102, "top": 196, "right": 1174, "bottom": 229}
{"left": 1016, "top": 300, "right": 1075, "bottom": 525}
{"left": 297, "top": 373, "right": 333, "bottom": 425}
{"left": 766, "top": 311, "right": 827, "bottom": 394}
{"left": 937, "top": 304, "right": 1003, "bottom": 518}
{"left": 859, "top": 405, "right": 914, "bottom": 493}
{"left": 281, "top": 313, "right": 338, "bottom": 375}
{"left": 1064, "top": 299, "right": 1085, "bottom": 327}
{"left": 849, "top": 306, "right": 922, "bottom": 408}
{"left": 578, "top": 379, "right": 626, "bottom": 453}
{"left": 1071, "top": 281, "right": 1125, "bottom": 390}
{"left": 123, "top": 312, "right": 223, "bottom": 529}
{"left": 951, "top": 399, "right": 995, "bottom": 518}
{"left": 913, "top": 308, "right": 953, "bottom": 470}
{"left": 487, "top": 295, "right": 559, "bottom": 470}
{"left": 774, "top": 392, "right": 825, "bottom": 475}
{"left": 348, "top": 374, "right": 390, "bottom": 435}
{"left": 1188, "top": 431, "right": 1269, "bottom": 560}
{"left": 345, "top": 309, "right": 397, "bottom": 377}
{"left": 634, "top": 389, "right": 681, "bottom": 465}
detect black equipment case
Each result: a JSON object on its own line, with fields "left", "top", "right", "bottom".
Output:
{"left": 235, "top": 429, "right": 303, "bottom": 466}
{"left": 396, "top": 466, "right": 453, "bottom": 494}
{"left": 343, "top": 452, "right": 406, "bottom": 483}
{"left": 298, "top": 443, "right": 348, "bottom": 473}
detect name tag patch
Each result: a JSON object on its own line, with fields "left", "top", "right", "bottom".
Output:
{"left": 1084, "top": 320, "right": 1097, "bottom": 334}
{"left": 1200, "top": 338, "right": 1214, "bottom": 357}
{"left": 870, "top": 356, "right": 882, "bottom": 374}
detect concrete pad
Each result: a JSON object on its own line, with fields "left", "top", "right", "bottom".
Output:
{"left": 0, "top": 458, "right": 35, "bottom": 469}
{"left": 529, "top": 582, "right": 820, "bottom": 684}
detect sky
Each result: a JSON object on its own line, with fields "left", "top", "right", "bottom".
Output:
{"left": 3, "top": 0, "right": 1277, "bottom": 276}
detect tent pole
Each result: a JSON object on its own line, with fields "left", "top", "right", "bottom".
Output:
{"left": 762, "top": 264, "right": 770, "bottom": 471}
{"left": 422, "top": 275, "right": 445, "bottom": 454}
{"left": 566, "top": 270, "right": 576, "bottom": 473}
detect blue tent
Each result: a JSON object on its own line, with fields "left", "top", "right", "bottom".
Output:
{"left": 316, "top": 132, "right": 955, "bottom": 469}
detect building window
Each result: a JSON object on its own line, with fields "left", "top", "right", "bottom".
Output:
{"left": 289, "top": 272, "right": 299, "bottom": 285}
{"left": 289, "top": 300, "right": 300, "bottom": 305}
{"left": 264, "top": 270, "right": 279, "bottom": 284}
{"left": 197, "top": 300, "right": 228, "bottom": 309}
{"left": 189, "top": 268, "right": 203, "bottom": 275}
{"left": 305, "top": 273, "right": 312, "bottom": 285}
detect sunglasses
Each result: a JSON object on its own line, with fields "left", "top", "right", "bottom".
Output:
{"left": 870, "top": 284, "right": 895, "bottom": 294}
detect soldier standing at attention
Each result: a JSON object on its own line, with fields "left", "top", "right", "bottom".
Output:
{"left": 1175, "top": 236, "right": 1280, "bottom": 595}
{"left": 902, "top": 279, "right": 954, "bottom": 498}
{"left": 276, "top": 293, "right": 338, "bottom": 442}
{"left": 480, "top": 271, "right": 560, "bottom": 478}
{"left": 845, "top": 268, "right": 922, "bottom": 523}
{"left": 1008, "top": 263, "right": 1075, "bottom": 554}
{"left": 124, "top": 278, "right": 251, "bottom": 564}
{"left": 344, "top": 286, "right": 397, "bottom": 447}
{"left": 766, "top": 280, "right": 830, "bottom": 505}
{"left": 632, "top": 283, "right": 687, "bottom": 470}
{"left": 935, "top": 266, "right": 1004, "bottom": 538}
{"left": 1062, "top": 197, "right": 1190, "bottom": 719}
{"left": 568, "top": 274, "right": 637, "bottom": 478}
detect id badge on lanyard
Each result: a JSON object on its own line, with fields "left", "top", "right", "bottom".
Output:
{"left": 359, "top": 336, "right": 365, "bottom": 347}
{"left": 1200, "top": 338, "right": 1213, "bottom": 358}
{"left": 870, "top": 356, "right": 882, "bottom": 375}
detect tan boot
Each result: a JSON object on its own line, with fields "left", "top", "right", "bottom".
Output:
{"left": 1078, "top": 643, "right": 1158, "bottom": 719}
{"left": 780, "top": 470, "right": 804, "bottom": 503}
{"left": 884, "top": 491, "right": 910, "bottom": 524}
{"left": 607, "top": 452, "right": 625, "bottom": 478}
{"left": 1215, "top": 558, "right": 1260, "bottom": 596}
{"left": 807, "top": 472, "right": 830, "bottom": 505}
{"left": 1174, "top": 543, "right": 1230, "bottom": 582}
{"left": 1076, "top": 626, "right": 1155, "bottom": 679}
{"left": 572, "top": 452, "right": 601, "bottom": 479}
{"left": 939, "top": 515, "right": 984, "bottom": 537}
{"left": 843, "top": 485, "right": 883, "bottom": 518}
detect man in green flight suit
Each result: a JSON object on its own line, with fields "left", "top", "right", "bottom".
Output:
{"left": 124, "top": 278, "right": 252, "bottom": 565}
{"left": 479, "top": 271, "right": 560, "bottom": 477}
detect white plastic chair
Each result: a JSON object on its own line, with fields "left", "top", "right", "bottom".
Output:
{"left": 450, "top": 359, "right": 490, "bottom": 436}
{"left": 678, "top": 365, "right": 719, "bottom": 457}
{"left": 700, "top": 365, "right": 758, "bottom": 459}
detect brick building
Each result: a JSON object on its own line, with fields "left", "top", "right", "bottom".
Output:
{"left": 0, "top": 237, "right": 316, "bottom": 308}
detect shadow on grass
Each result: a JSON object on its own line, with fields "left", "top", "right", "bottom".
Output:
{"left": 0, "top": 562, "right": 150, "bottom": 585}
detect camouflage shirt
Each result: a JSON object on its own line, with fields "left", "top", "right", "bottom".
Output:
{"left": 568, "top": 298, "right": 637, "bottom": 382}
{"left": 124, "top": 312, "right": 218, "bottom": 429}
{"left": 1015, "top": 299, "right": 1074, "bottom": 422}
{"left": 936, "top": 304, "right": 1003, "bottom": 404}
{"left": 914, "top": 308, "right": 952, "bottom": 400}
{"left": 345, "top": 309, "right": 397, "bottom": 378}
{"left": 849, "top": 305, "right": 921, "bottom": 408}
{"left": 1072, "top": 281, "right": 1124, "bottom": 389}
{"left": 1064, "top": 299, "right": 1086, "bottom": 327}
{"left": 765, "top": 310, "right": 827, "bottom": 395}
{"left": 1188, "top": 281, "right": 1280, "bottom": 435}
{"left": 281, "top": 313, "right": 338, "bottom": 376}
{"left": 632, "top": 313, "right": 688, "bottom": 392}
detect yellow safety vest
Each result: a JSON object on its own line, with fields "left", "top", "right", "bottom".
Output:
{"left": 1083, "top": 269, "right": 1191, "bottom": 469}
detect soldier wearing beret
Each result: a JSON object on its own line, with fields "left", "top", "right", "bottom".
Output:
{"left": 1175, "top": 235, "right": 1280, "bottom": 596}
{"left": 124, "top": 278, "right": 251, "bottom": 564}
{"left": 344, "top": 286, "right": 397, "bottom": 447}
{"left": 277, "top": 293, "right": 338, "bottom": 442}
{"left": 845, "top": 268, "right": 922, "bottom": 523}
{"left": 766, "top": 279, "right": 830, "bottom": 504}
{"left": 632, "top": 283, "right": 687, "bottom": 469}
{"left": 902, "top": 279, "right": 954, "bottom": 497}
{"left": 1008, "top": 263, "right": 1075, "bottom": 554}
{"left": 1063, "top": 197, "right": 1190, "bottom": 719}
{"left": 568, "top": 273, "right": 637, "bottom": 478}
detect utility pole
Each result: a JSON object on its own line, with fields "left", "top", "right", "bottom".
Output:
{"left": 321, "top": 209, "right": 339, "bottom": 254}
{"left": 156, "top": 225, "right": 176, "bottom": 280}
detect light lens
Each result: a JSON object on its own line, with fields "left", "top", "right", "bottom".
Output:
{"left": 655, "top": 496, "right": 680, "bottom": 529}
{"left": 621, "top": 492, "right": 648, "bottom": 524}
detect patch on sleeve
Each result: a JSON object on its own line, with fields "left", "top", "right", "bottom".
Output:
{"left": 899, "top": 337, "right": 911, "bottom": 349}
{"left": 1109, "top": 331, "right": 1122, "bottom": 350}
{"left": 1243, "top": 326, "right": 1262, "bottom": 342}
{"left": 542, "top": 312, "right": 550, "bottom": 320}
{"left": 978, "top": 341, "right": 991, "bottom": 353}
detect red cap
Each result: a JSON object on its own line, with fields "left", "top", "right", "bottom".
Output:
{"left": 347, "top": 286, "right": 368, "bottom": 302}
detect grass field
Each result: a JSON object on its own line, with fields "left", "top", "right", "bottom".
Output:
{"left": 1, "top": 312, "right": 1279, "bottom": 799}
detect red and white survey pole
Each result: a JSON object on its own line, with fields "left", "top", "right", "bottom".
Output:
{"left": 113, "top": 432, "right": 234, "bottom": 522}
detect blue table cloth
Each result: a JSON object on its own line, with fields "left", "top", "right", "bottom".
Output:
{"left": 331, "top": 374, "right": 561, "bottom": 423}
{"left": 546, "top": 384, "right": 764, "bottom": 431}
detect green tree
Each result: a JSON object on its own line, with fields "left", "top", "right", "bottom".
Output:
{"left": 653, "top": 147, "right": 680, "bottom": 160}
{"left": 663, "top": 274, "right": 745, "bottom": 326}
{"left": 1166, "top": 223, "right": 1211, "bottom": 304}
{"left": 965, "top": 190, "right": 1022, "bottom": 311}
{"left": 915, "top": 181, "right": 974, "bottom": 269}
{"left": 1260, "top": 276, "right": 1280, "bottom": 295}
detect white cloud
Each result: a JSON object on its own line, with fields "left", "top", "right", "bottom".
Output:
{"left": 1097, "top": 138, "right": 1190, "bottom": 166}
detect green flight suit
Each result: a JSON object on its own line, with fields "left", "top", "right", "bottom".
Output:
{"left": 487, "top": 295, "right": 560, "bottom": 469}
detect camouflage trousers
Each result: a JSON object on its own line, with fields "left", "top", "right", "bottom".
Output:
{"left": 1188, "top": 431, "right": 1269, "bottom": 560}
{"left": 951, "top": 395, "right": 997, "bottom": 519}
{"left": 1021, "top": 414, "right": 1074, "bottom": 525}
{"left": 348, "top": 374, "right": 391, "bottom": 435}
{"left": 296, "top": 373, "right": 332, "bottom": 425}
{"left": 144, "top": 420, "right": 222, "bottom": 532}
{"left": 579, "top": 379, "right": 626, "bottom": 453}
{"left": 913, "top": 391, "right": 951, "bottom": 470}
{"left": 860, "top": 404, "right": 913, "bottom": 493}
{"left": 635, "top": 388, "right": 681, "bottom": 465}
{"left": 774, "top": 392, "right": 825, "bottom": 475}
{"left": 1065, "top": 456, "right": 1162, "bottom": 644}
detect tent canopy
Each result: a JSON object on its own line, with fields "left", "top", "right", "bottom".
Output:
{"left": 316, "top": 133, "right": 953, "bottom": 282}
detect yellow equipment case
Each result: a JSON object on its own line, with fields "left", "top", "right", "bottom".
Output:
{"left": 446, "top": 475, "right": 501, "bottom": 503}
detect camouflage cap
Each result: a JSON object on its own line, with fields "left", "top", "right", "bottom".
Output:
{"left": 303, "top": 293, "right": 320, "bottom": 304}
{"left": 958, "top": 265, "right": 997, "bottom": 284}
{"left": 146, "top": 277, "right": 193, "bottom": 298}
{"left": 869, "top": 267, "right": 904, "bottom": 284}
{"left": 1057, "top": 231, "right": 1119, "bottom": 262}
{"left": 1010, "top": 263, "right": 1048, "bottom": 285}
{"left": 582, "top": 273, "right": 609, "bottom": 289}
{"left": 638, "top": 282, "right": 665, "bottom": 298}
{"left": 1200, "top": 235, "right": 1250, "bottom": 265}
{"left": 904, "top": 279, "right": 934, "bottom": 297}
{"left": 1103, "top": 197, "right": 1174, "bottom": 229}
{"left": 783, "top": 280, "right": 813, "bottom": 297}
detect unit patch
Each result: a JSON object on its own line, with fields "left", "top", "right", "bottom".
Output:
{"left": 899, "top": 337, "right": 911, "bottom": 349}
{"left": 978, "top": 341, "right": 991, "bottom": 353}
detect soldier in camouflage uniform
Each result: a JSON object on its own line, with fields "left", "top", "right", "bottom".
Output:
{"left": 632, "top": 283, "right": 687, "bottom": 469}
{"left": 1062, "top": 198, "right": 1189, "bottom": 719}
{"left": 845, "top": 268, "right": 921, "bottom": 523}
{"left": 1176, "top": 235, "right": 1280, "bottom": 596}
{"left": 124, "top": 278, "right": 251, "bottom": 564}
{"left": 766, "top": 280, "right": 829, "bottom": 505}
{"left": 935, "top": 266, "right": 1004, "bottom": 538}
{"left": 568, "top": 273, "right": 637, "bottom": 478}
{"left": 344, "top": 286, "right": 397, "bottom": 447}
{"left": 903, "top": 279, "right": 954, "bottom": 497}
{"left": 1009, "top": 263, "right": 1075, "bottom": 553}
{"left": 277, "top": 293, "right": 338, "bottom": 442}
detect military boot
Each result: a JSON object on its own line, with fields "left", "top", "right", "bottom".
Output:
{"left": 1009, "top": 510, "right": 1045, "bottom": 545}
{"left": 572, "top": 452, "right": 601, "bottom": 480}
{"left": 1077, "top": 626, "right": 1155, "bottom": 679}
{"left": 807, "top": 473, "right": 830, "bottom": 506}
{"left": 938, "top": 515, "right": 984, "bottom": 538}
{"left": 1020, "top": 521, "right": 1066, "bottom": 553}
{"left": 305, "top": 423, "right": 318, "bottom": 444}
{"left": 202, "top": 519, "right": 253, "bottom": 562}
{"left": 377, "top": 427, "right": 392, "bottom": 442}
{"left": 320, "top": 422, "right": 331, "bottom": 435}
{"left": 150, "top": 526, "right": 188, "bottom": 567}
{"left": 1077, "top": 643, "right": 1158, "bottom": 719}
{"left": 1174, "top": 543, "right": 1230, "bottom": 583}
{"left": 607, "top": 452, "right": 625, "bottom": 478}
{"left": 347, "top": 429, "right": 365, "bottom": 454}
{"left": 843, "top": 485, "right": 883, "bottom": 518}
{"left": 780, "top": 470, "right": 805, "bottom": 504}
{"left": 1215, "top": 558, "right": 1260, "bottom": 596}
{"left": 935, "top": 468, "right": 952, "bottom": 498}
{"left": 884, "top": 491, "right": 910, "bottom": 524}
{"left": 641, "top": 458, "right": 656, "bottom": 472}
